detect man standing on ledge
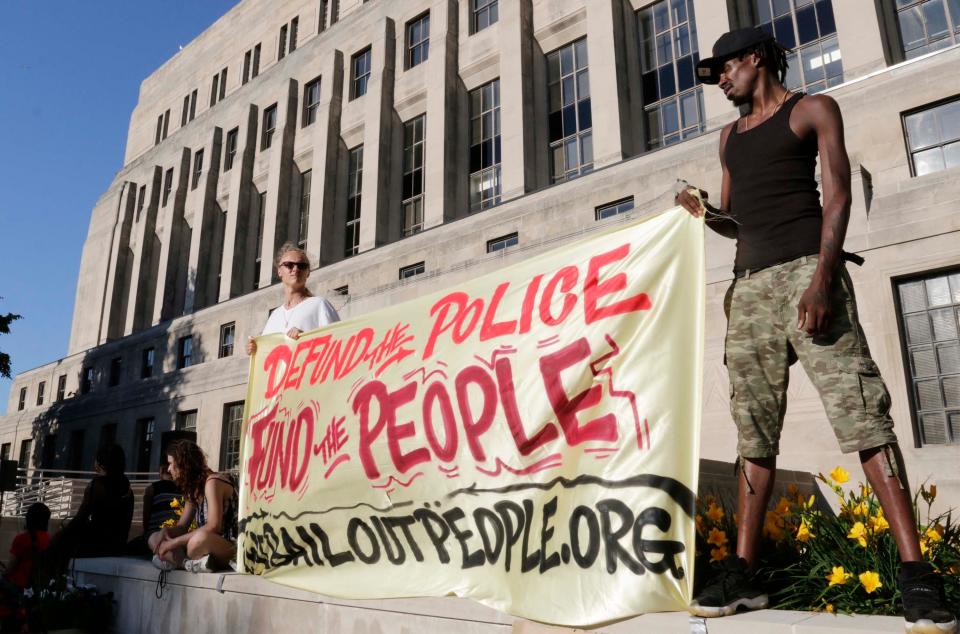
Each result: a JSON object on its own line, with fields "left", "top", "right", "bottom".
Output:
{"left": 676, "top": 27, "right": 956, "bottom": 634}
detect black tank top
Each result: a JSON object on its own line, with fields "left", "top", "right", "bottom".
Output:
{"left": 724, "top": 93, "right": 822, "bottom": 274}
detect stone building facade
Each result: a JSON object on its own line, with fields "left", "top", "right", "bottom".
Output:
{"left": 2, "top": 0, "right": 959, "bottom": 505}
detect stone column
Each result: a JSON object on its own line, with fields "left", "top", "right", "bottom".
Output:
{"left": 498, "top": 0, "right": 535, "bottom": 200}
{"left": 99, "top": 182, "right": 136, "bottom": 343}
{"left": 692, "top": 0, "right": 735, "bottom": 128}
{"left": 358, "top": 18, "right": 396, "bottom": 251}
{"left": 585, "top": 0, "right": 632, "bottom": 167}
{"left": 831, "top": 0, "right": 887, "bottom": 79}
{"left": 224, "top": 105, "right": 260, "bottom": 300}
{"left": 309, "top": 50, "right": 345, "bottom": 267}
{"left": 125, "top": 166, "right": 162, "bottom": 334}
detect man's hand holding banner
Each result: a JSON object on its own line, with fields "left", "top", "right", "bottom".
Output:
{"left": 239, "top": 207, "right": 705, "bottom": 627}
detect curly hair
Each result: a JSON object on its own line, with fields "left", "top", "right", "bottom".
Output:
{"left": 166, "top": 440, "right": 212, "bottom": 504}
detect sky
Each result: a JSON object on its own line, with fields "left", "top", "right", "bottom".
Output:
{"left": 0, "top": 1, "right": 239, "bottom": 414}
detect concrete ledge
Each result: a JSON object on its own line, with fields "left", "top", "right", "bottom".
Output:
{"left": 73, "top": 558, "right": 903, "bottom": 634}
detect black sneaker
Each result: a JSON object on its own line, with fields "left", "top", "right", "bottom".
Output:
{"left": 899, "top": 561, "right": 957, "bottom": 634}
{"left": 689, "top": 556, "right": 769, "bottom": 618}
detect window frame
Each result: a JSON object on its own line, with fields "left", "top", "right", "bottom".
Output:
{"left": 262, "top": 104, "right": 278, "bottom": 151}
{"left": 192, "top": 148, "right": 204, "bottom": 189}
{"left": 142, "top": 347, "right": 155, "bottom": 379}
{"left": 56, "top": 374, "right": 66, "bottom": 402}
{"left": 406, "top": 12, "right": 431, "bottom": 69}
{"left": 595, "top": 197, "right": 636, "bottom": 221}
{"left": 351, "top": 47, "right": 372, "bottom": 100}
{"left": 219, "top": 322, "right": 236, "bottom": 359}
{"left": 18, "top": 387, "right": 26, "bottom": 411}
{"left": 303, "top": 76, "right": 322, "bottom": 127}
{"left": 220, "top": 401, "right": 245, "bottom": 472}
{"left": 402, "top": 114, "right": 426, "bottom": 237}
{"left": 469, "top": 79, "right": 502, "bottom": 212}
{"left": 177, "top": 335, "right": 194, "bottom": 370}
{"left": 547, "top": 38, "right": 594, "bottom": 183}
{"left": 298, "top": 170, "right": 312, "bottom": 249}
{"left": 224, "top": 127, "right": 238, "bottom": 172}
{"left": 901, "top": 95, "right": 960, "bottom": 177}
{"left": 486, "top": 232, "right": 518, "bottom": 253}
{"left": 472, "top": 0, "right": 499, "bottom": 34}
{"left": 345, "top": 145, "right": 364, "bottom": 257}
{"left": 399, "top": 261, "right": 425, "bottom": 280}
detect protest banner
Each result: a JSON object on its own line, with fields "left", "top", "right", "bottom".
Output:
{"left": 238, "top": 206, "right": 705, "bottom": 626}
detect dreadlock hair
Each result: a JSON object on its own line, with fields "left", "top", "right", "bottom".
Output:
{"left": 749, "top": 38, "right": 790, "bottom": 85}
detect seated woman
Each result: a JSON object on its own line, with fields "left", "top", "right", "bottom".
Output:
{"left": 47, "top": 444, "right": 134, "bottom": 567}
{"left": 149, "top": 440, "right": 237, "bottom": 573}
{"left": 127, "top": 461, "right": 181, "bottom": 556}
{"left": 6, "top": 503, "right": 51, "bottom": 589}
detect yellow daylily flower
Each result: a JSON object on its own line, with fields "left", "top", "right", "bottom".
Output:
{"left": 796, "top": 518, "right": 814, "bottom": 543}
{"left": 710, "top": 545, "right": 728, "bottom": 562}
{"left": 707, "top": 527, "right": 728, "bottom": 547}
{"left": 787, "top": 483, "right": 800, "bottom": 497}
{"left": 851, "top": 501, "right": 869, "bottom": 517}
{"left": 170, "top": 498, "right": 181, "bottom": 509}
{"left": 706, "top": 502, "right": 725, "bottom": 523}
{"left": 830, "top": 466, "right": 850, "bottom": 485}
{"left": 859, "top": 571, "right": 883, "bottom": 594}
{"left": 869, "top": 514, "right": 889, "bottom": 534}
{"left": 925, "top": 525, "right": 944, "bottom": 543}
{"left": 763, "top": 511, "right": 785, "bottom": 541}
{"left": 929, "top": 484, "right": 937, "bottom": 499}
{"left": 695, "top": 515, "right": 705, "bottom": 535}
{"left": 920, "top": 538, "right": 930, "bottom": 557}
{"left": 826, "top": 566, "right": 852, "bottom": 586}
{"left": 825, "top": 604, "right": 835, "bottom": 614}
{"left": 847, "top": 521, "right": 868, "bottom": 547}
{"left": 803, "top": 494, "right": 816, "bottom": 510}
{"left": 859, "top": 483, "right": 873, "bottom": 497}
{"left": 774, "top": 497, "right": 792, "bottom": 516}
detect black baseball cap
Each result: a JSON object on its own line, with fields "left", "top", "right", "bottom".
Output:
{"left": 695, "top": 27, "right": 777, "bottom": 85}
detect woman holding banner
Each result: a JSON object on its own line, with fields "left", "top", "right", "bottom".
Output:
{"left": 246, "top": 242, "right": 340, "bottom": 356}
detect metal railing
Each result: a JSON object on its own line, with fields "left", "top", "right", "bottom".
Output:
{"left": 2, "top": 468, "right": 158, "bottom": 521}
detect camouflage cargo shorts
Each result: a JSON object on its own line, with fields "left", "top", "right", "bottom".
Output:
{"left": 724, "top": 255, "right": 898, "bottom": 458}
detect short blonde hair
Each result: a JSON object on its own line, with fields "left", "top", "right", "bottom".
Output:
{"left": 274, "top": 242, "right": 311, "bottom": 268}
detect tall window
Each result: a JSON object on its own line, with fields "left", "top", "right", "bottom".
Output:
{"left": 109, "top": 357, "right": 122, "bottom": 387}
{"left": 290, "top": 16, "right": 299, "bottom": 52}
{"left": 18, "top": 439, "right": 32, "bottom": 470}
{"left": 211, "top": 72, "right": 220, "bottom": 107}
{"left": 36, "top": 382, "right": 45, "bottom": 406}
{"left": 253, "top": 44, "right": 261, "bottom": 78}
{"left": 221, "top": 402, "right": 245, "bottom": 471}
{"left": 56, "top": 375, "right": 66, "bottom": 401}
{"left": 402, "top": 115, "right": 426, "bottom": 236}
{"left": 142, "top": 347, "right": 155, "bottom": 378}
{"left": 903, "top": 97, "right": 960, "bottom": 176}
{"left": 189, "top": 89, "right": 197, "bottom": 121}
{"left": 243, "top": 49, "right": 252, "bottom": 84}
{"left": 345, "top": 146, "right": 363, "bottom": 257}
{"left": 638, "top": 1, "right": 705, "bottom": 149}
{"left": 747, "top": 0, "right": 841, "bottom": 92}
{"left": 298, "top": 170, "right": 312, "bottom": 248}
{"left": 278, "top": 24, "right": 289, "bottom": 60}
{"left": 135, "top": 417, "right": 155, "bottom": 472}
{"left": 407, "top": 13, "right": 430, "bottom": 69}
{"left": 181, "top": 93, "right": 191, "bottom": 126}
{"left": 17, "top": 387, "right": 26, "bottom": 411}
{"left": 176, "top": 410, "right": 198, "bottom": 432}
{"left": 895, "top": 0, "right": 960, "bottom": 58}
{"left": 472, "top": 0, "right": 499, "bottom": 33}
{"left": 136, "top": 185, "right": 146, "bottom": 219}
{"left": 163, "top": 168, "right": 174, "bottom": 206}
{"left": 469, "top": 79, "right": 502, "bottom": 211}
{"left": 896, "top": 269, "right": 960, "bottom": 445}
{"left": 155, "top": 114, "right": 163, "bottom": 146}
{"left": 262, "top": 104, "right": 277, "bottom": 150}
{"left": 303, "top": 77, "right": 321, "bottom": 126}
{"left": 192, "top": 149, "right": 204, "bottom": 189}
{"left": 224, "top": 128, "right": 238, "bottom": 172}
{"left": 219, "top": 322, "right": 236, "bottom": 358}
{"left": 548, "top": 39, "right": 593, "bottom": 182}
{"left": 0, "top": 444, "right": 9, "bottom": 463}
{"left": 218, "top": 67, "right": 227, "bottom": 101}
{"left": 400, "top": 261, "right": 425, "bottom": 280}
{"left": 254, "top": 191, "right": 267, "bottom": 288}
{"left": 66, "top": 431, "right": 83, "bottom": 471}
{"left": 41, "top": 434, "right": 56, "bottom": 469}
{"left": 177, "top": 335, "right": 194, "bottom": 370}
{"left": 351, "top": 48, "right": 372, "bottom": 99}
{"left": 81, "top": 367, "right": 94, "bottom": 394}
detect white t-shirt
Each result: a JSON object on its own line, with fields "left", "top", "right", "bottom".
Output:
{"left": 261, "top": 296, "right": 340, "bottom": 336}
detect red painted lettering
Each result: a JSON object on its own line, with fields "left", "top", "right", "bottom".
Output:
{"left": 584, "top": 244, "right": 651, "bottom": 324}
{"left": 539, "top": 266, "right": 579, "bottom": 326}
{"left": 539, "top": 338, "right": 618, "bottom": 445}
{"left": 479, "top": 282, "right": 518, "bottom": 341}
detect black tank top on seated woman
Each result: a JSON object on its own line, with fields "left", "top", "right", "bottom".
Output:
{"left": 724, "top": 92, "right": 823, "bottom": 274}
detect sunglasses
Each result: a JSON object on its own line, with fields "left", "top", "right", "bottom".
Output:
{"left": 280, "top": 261, "right": 309, "bottom": 271}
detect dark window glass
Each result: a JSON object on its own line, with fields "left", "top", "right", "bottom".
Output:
{"left": 142, "top": 347, "right": 155, "bottom": 379}
{"left": 219, "top": 322, "right": 235, "bottom": 358}
{"left": 135, "top": 417, "right": 155, "bottom": 472}
{"left": 109, "top": 357, "right": 122, "bottom": 387}
{"left": 547, "top": 39, "right": 593, "bottom": 182}
{"left": 486, "top": 232, "right": 518, "bottom": 253}
{"left": 221, "top": 402, "right": 245, "bottom": 471}
{"left": 351, "top": 48, "right": 372, "bottom": 99}
{"left": 36, "top": 382, "right": 45, "bottom": 406}
{"left": 177, "top": 335, "right": 194, "bottom": 370}
{"left": 18, "top": 387, "right": 26, "bottom": 411}
{"left": 163, "top": 168, "right": 174, "bottom": 206}
{"left": 262, "top": 104, "right": 277, "bottom": 150}
{"left": 596, "top": 197, "right": 636, "bottom": 221}
{"left": 903, "top": 97, "right": 960, "bottom": 176}
{"left": 399, "top": 261, "right": 425, "bottom": 280}
{"left": 472, "top": 0, "right": 499, "bottom": 33}
{"left": 298, "top": 170, "right": 312, "bottom": 249}
{"left": 56, "top": 375, "right": 66, "bottom": 401}
{"left": 81, "top": 367, "right": 94, "bottom": 394}
{"left": 303, "top": 77, "right": 321, "bottom": 126}
{"left": 402, "top": 115, "right": 426, "bottom": 236}
{"left": 407, "top": 13, "right": 430, "bottom": 68}
{"left": 345, "top": 146, "right": 363, "bottom": 257}
{"left": 224, "top": 128, "right": 238, "bottom": 171}
{"left": 279, "top": 24, "right": 288, "bottom": 60}
{"left": 176, "top": 410, "right": 197, "bottom": 432}
{"left": 638, "top": 0, "right": 705, "bottom": 150}
{"left": 469, "top": 79, "right": 502, "bottom": 211}
{"left": 18, "top": 439, "right": 32, "bottom": 470}
{"left": 192, "top": 149, "right": 204, "bottom": 189}
{"left": 896, "top": 269, "right": 960, "bottom": 445}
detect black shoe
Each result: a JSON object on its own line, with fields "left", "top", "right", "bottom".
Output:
{"left": 899, "top": 561, "right": 957, "bottom": 634}
{"left": 689, "top": 556, "right": 769, "bottom": 618}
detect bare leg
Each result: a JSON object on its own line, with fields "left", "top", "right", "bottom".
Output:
{"left": 187, "top": 531, "right": 237, "bottom": 569}
{"left": 860, "top": 444, "right": 922, "bottom": 562}
{"left": 736, "top": 457, "right": 777, "bottom": 570}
